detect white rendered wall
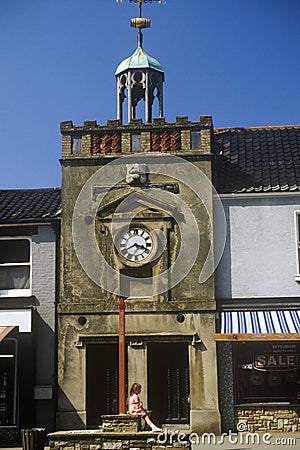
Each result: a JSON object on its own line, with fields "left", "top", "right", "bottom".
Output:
{"left": 214, "top": 195, "right": 300, "bottom": 299}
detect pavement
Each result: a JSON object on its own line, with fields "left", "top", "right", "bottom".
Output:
{"left": 2, "top": 432, "right": 300, "bottom": 450}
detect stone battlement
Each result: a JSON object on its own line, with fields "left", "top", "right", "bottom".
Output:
{"left": 60, "top": 116, "right": 213, "bottom": 158}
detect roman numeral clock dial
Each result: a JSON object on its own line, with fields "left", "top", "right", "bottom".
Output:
{"left": 119, "top": 228, "right": 153, "bottom": 263}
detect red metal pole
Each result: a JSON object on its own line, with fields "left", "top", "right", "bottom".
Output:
{"left": 118, "top": 296, "right": 126, "bottom": 414}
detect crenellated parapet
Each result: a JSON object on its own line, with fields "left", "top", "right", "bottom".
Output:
{"left": 60, "top": 115, "right": 214, "bottom": 158}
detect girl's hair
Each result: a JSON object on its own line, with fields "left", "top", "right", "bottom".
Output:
{"left": 130, "top": 383, "right": 141, "bottom": 396}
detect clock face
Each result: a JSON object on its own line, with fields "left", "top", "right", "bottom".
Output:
{"left": 119, "top": 228, "right": 153, "bottom": 262}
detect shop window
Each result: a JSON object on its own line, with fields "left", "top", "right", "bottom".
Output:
{"left": 234, "top": 342, "right": 300, "bottom": 404}
{"left": 0, "top": 339, "right": 17, "bottom": 425}
{"left": 0, "top": 238, "right": 31, "bottom": 297}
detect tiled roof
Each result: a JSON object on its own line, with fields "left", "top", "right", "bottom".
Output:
{"left": 0, "top": 188, "right": 61, "bottom": 223}
{"left": 213, "top": 125, "right": 300, "bottom": 193}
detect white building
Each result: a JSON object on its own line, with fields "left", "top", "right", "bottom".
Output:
{"left": 0, "top": 188, "right": 60, "bottom": 443}
{"left": 214, "top": 125, "right": 300, "bottom": 432}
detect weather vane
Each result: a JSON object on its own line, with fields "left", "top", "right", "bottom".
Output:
{"left": 116, "top": 0, "right": 166, "bottom": 41}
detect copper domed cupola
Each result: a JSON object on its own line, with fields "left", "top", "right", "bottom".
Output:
{"left": 115, "top": 0, "right": 165, "bottom": 124}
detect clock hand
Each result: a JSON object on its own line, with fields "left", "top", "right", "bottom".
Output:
{"left": 137, "top": 244, "right": 146, "bottom": 250}
{"left": 133, "top": 244, "right": 145, "bottom": 254}
{"left": 126, "top": 242, "right": 139, "bottom": 251}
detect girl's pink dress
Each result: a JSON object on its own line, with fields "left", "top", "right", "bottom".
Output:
{"left": 129, "top": 393, "right": 146, "bottom": 418}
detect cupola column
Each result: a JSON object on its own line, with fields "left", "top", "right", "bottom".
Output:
{"left": 117, "top": 77, "right": 123, "bottom": 125}
{"left": 158, "top": 81, "right": 164, "bottom": 118}
{"left": 127, "top": 72, "right": 133, "bottom": 123}
{"left": 145, "top": 71, "right": 151, "bottom": 124}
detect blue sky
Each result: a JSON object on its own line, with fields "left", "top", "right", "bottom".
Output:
{"left": 0, "top": 0, "right": 299, "bottom": 189}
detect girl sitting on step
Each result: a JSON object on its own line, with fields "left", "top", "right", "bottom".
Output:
{"left": 128, "top": 383, "right": 162, "bottom": 432}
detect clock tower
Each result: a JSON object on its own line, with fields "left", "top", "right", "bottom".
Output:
{"left": 57, "top": 0, "right": 221, "bottom": 435}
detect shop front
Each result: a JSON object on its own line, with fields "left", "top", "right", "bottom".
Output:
{"left": 215, "top": 310, "right": 300, "bottom": 433}
{"left": 0, "top": 310, "right": 34, "bottom": 444}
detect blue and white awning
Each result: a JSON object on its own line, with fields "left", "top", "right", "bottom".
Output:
{"left": 215, "top": 311, "right": 300, "bottom": 341}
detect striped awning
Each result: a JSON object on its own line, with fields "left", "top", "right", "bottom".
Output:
{"left": 215, "top": 310, "right": 300, "bottom": 341}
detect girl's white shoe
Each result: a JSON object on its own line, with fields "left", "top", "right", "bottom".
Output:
{"left": 151, "top": 425, "right": 163, "bottom": 432}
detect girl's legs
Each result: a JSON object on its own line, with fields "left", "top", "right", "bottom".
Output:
{"left": 144, "top": 414, "right": 162, "bottom": 431}
{"left": 144, "top": 415, "right": 152, "bottom": 427}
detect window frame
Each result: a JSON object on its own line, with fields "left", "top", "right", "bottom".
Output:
{"left": 131, "top": 133, "right": 141, "bottom": 153}
{"left": 0, "top": 237, "right": 32, "bottom": 297}
{"left": 294, "top": 211, "right": 300, "bottom": 281}
{"left": 190, "top": 130, "right": 201, "bottom": 150}
{"left": 71, "top": 135, "right": 82, "bottom": 154}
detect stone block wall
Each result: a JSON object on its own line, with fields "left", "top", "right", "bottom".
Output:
{"left": 49, "top": 417, "right": 190, "bottom": 450}
{"left": 101, "top": 415, "right": 140, "bottom": 433}
{"left": 236, "top": 406, "right": 300, "bottom": 432}
{"left": 48, "top": 430, "right": 190, "bottom": 450}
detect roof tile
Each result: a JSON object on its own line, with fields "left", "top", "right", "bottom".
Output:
{"left": 0, "top": 188, "right": 61, "bottom": 223}
{"left": 214, "top": 126, "right": 300, "bottom": 193}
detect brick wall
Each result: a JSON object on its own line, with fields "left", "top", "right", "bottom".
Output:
{"left": 32, "top": 224, "right": 57, "bottom": 430}
{"left": 60, "top": 116, "right": 214, "bottom": 157}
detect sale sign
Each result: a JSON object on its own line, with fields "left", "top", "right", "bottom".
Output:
{"left": 255, "top": 354, "right": 299, "bottom": 369}
{"left": 254, "top": 344, "right": 300, "bottom": 370}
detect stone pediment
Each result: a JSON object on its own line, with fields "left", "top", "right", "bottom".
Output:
{"left": 97, "top": 189, "right": 179, "bottom": 222}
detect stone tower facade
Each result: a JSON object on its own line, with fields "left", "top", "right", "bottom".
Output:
{"left": 57, "top": 116, "right": 221, "bottom": 434}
